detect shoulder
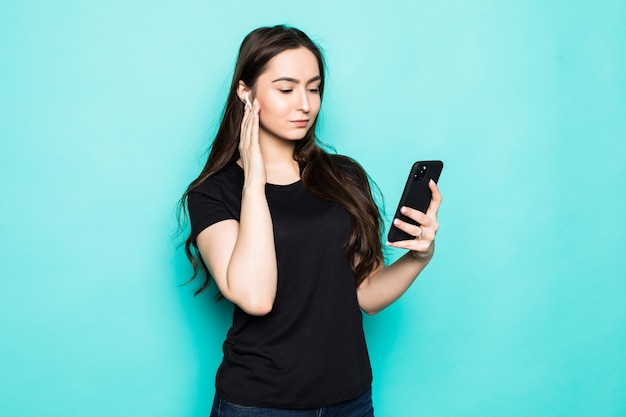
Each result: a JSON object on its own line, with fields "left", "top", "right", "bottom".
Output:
{"left": 190, "top": 162, "right": 243, "bottom": 197}
{"left": 187, "top": 163, "right": 243, "bottom": 238}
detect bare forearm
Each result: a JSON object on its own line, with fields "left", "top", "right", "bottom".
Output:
{"left": 357, "top": 251, "right": 432, "bottom": 315}
{"left": 358, "top": 180, "right": 443, "bottom": 315}
{"left": 227, "top": 185, "right": 277, "bottom": 314}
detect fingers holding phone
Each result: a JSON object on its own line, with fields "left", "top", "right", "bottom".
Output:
{"left": 388, "top": 203, "right": 440, "bottom": 256}
{"left": 387, "top": 161, "right": 443, "bottom": 259}
{"left": 426, "top": 179, "right": 442, "bottom": 217}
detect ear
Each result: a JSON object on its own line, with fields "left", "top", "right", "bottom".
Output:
{"left": 237, "top": 81, "right": 251, "bottom": 105}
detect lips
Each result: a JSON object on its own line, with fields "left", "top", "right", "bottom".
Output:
{"left": 290, "top": 120, "right": 309, "bottom": 127}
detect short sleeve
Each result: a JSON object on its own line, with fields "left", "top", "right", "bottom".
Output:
{"left": 187, "top": 190, "right": 238, "bottom": 245}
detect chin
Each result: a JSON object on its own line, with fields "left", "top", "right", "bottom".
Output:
{"left": 261, "top": 124, "right": 312, "bottom": 142}
{"left": 275, "top": 131, "right": 311, "bottom": 142}
{"left": 291, "top": 133, "right": 310, "bottom": 141}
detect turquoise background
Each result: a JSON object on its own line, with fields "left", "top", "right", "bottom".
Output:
{"left": 1, "top": 1, "right": 625, "bottom": 416}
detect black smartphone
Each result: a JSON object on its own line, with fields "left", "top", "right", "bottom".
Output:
{"left": 387, "top": 160, "right": 444, "bottom": 242}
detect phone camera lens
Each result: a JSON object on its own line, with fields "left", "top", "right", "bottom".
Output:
{"left": 416, "top": 165, "right": 427, "bottom": 181}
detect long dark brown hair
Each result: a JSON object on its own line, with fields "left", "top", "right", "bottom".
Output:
{"left": 178, "top": 25, "right": 383, "bottom": 295}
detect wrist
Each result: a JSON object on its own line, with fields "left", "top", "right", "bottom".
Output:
{"left": 242, "top": 177, "right": 266, "bottom": 191}
{"left": 409, "top": 247, "right": 434, "bottom": 263}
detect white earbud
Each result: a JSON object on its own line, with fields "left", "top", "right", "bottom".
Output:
{"left": 244, "top": 92, "right": 252, "bottom": 109}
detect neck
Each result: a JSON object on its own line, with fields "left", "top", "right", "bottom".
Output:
{"left": 259, "top": 129, "right": 301, "bottom": 185}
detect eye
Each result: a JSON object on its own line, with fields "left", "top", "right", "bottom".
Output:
{"left": 279, "top": 89, "right": 293, "bottom": 94}
{"left": 308, "top": 87, "right": 320, "bottom": 94}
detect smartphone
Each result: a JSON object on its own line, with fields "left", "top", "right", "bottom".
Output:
{"left": 387, "top": 160, "right": 443, "bottom": 242}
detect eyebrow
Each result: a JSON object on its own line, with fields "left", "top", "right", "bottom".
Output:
{"left": 271, "top": 75, "right": 321, "bottom": 84}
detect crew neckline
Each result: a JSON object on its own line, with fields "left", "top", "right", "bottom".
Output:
{"left": 232, "top": 162, "right": 302, "bottom": 189}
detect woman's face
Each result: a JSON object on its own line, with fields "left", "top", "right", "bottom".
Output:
{"left": 252, "top": 47, "right": 321, "bottom": 142}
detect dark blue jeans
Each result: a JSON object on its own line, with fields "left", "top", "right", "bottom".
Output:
{"left": 210, "top": 387, "right": 374, "bottom": 417}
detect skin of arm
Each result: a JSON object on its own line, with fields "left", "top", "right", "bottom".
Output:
{"left": 357, "top": 180, "right": 442, "bottom": 315}
{"left": 195, "top": 99, "right": 278, "bottom": 316}
{"left": 195, "top": 188, "right": 277, "bottom": 316}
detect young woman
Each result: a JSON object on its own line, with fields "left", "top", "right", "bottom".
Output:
{"left": 180, "top": 25, "right": 442, "bottom": 417}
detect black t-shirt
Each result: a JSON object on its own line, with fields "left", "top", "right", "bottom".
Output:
{"left": 187, "top": 161, "right": 372, "bottom": 409}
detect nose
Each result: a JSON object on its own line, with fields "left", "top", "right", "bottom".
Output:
{"left": 296, "top": 89, "right": 310, "bottom": 113}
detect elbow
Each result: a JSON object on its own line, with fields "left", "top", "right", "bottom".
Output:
{"left": 361, "top": 307, "right": 381, "bottom": 316}
{"left": 238, "top": 296, "right": 274, "bottom": 316}
{"left": 224, "top": 272, "right": 276, "bottom": 316}
{"left": 358, "top": 296, "right": 382, "bottom": 315}
{"left": 243, "top": 302, "right": 273, "bottom": 316}
{"left": 357, "top": 285, "right": 382, "bottom": 316}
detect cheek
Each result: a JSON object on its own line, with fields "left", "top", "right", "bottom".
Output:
{"left": 258, "top": 96, "right": 290, "bottom": 120}
{"left": 309, "top": 98, "right": 322, "bottom": 118}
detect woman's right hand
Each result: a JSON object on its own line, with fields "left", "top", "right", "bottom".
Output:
{"left": 239, "top": 98, "right": 266, "bottom": 187}
{"left": 198, "top": 95, "right": 275, "bottom": 316}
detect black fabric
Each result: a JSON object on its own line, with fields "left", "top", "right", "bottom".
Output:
{"left": 187, "top": 161, "right": 372, "bottom": 409}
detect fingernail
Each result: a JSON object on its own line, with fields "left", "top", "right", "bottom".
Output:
{"left": 400, "top": 206, "right": 408, "bottom": 214}
{"left": 393, "top": 218, "right": 401, "bottom": 226}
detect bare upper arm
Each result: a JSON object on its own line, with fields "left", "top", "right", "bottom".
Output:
{"left": 195, "top": 219, "right": 239, "bottom": 300}
{"left": 356, "top": 260, "right": 385, "bottom": 315}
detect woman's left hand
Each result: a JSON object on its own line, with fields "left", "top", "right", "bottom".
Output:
{"left": 386, "top": 180, "right": 442, "bottom": 261}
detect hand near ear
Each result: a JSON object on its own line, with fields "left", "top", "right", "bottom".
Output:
{"left": 239, "top": 95, "right": 266, "bottom": 187}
